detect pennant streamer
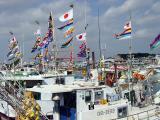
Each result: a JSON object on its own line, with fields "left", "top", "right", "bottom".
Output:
{"left": 61, "top": 37, "right": 73, "bottom": 48}
{"left": 31, "top": 12, "right": 55, "bottom": 65}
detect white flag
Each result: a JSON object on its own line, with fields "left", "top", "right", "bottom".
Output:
{"left": 76, "top": 33, "right": 86, "bottom": 41}
{"left": 59, "top": 9, "right": 73, "bottom": 22}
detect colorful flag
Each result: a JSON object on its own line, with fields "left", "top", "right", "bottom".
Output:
{"left": 62, "top": 25, "right": 74, "bottom": 32}
{"left": 8, "top": 56, "right": 15, "bottom": 61}
{"left": 7, "top": 34, "right": 21, "bottom": 63}
{"left": 38, "top": 39, "right": 49, "bottom": 50}
{"left": 7, "top": 46, "right": 19, "bottom": 57}
{"left": 61, "top": 37, "right": 73, "bottom": 48}
{"left": 48, "top": 29, "right": 53, "bottom": 42}
{"left": 150, "top": 34, "right": 160, "bottom": 49}
{"left": 31, "top": 28, "right": 42, "bottom": 52}
{"left": 35, "top": 53, "right": 43, "bottom": 59}
{"left": 15, "top": 52, "right": 22, "bottom": 58}
{"left": 76, "top": 33, "right": 86, "bottom": 41}
{"left": 34, "top": 28, "right": 41, "bottom": 35}
{"left": 114, "top": 21, "right": 132, "bottom": 40}
{"left": 59, "top": 9, "right": 73, "bottom": 22}
{"left": 58, "top": 19, "right": 73, "bottom": 30}
{"left": 64, "top": 27, "right": 74, "bottom": 38}
{"left": 9, "top": 36, "right": 17, "bottom": 44}
{"left": 48, "top": 11, "right": 54, "bottom": 42}
{"left": 77, "top": 41, "right": 86, "bottom": 58}
{"left": 7, "top": 52, "right": 14, "bottom": 58}
{"left": 31, "top": 45, "right": 38, "bottom": 53}
{"left": 9, "top": 36, "right": 18, "bottom": 50}
{"left": 77, "top": 51, "right": 86, "bottom": 58}
{"left": 43, "top": 48, "right": 49, "bottom": 62}
{"left": 48, "top": 12, "right": 53, "bottom": 29}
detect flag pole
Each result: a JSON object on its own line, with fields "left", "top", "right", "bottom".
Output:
{"left": 84, "top": 0, "right": 90, "bottom": 81}
{"left": 49, "top": 11, "right": 57, "bottom": 72}
{"left": 98, "top": 8, "right": 102, "bottom": 60}
{"left": 97, "top": 7, "right": 103, "bottom": 84}
{"left": 69, "top": 4, "right": 74, "bottom": 71}
{"left": 128, "top": 12, "right": 133, "bottom": 105}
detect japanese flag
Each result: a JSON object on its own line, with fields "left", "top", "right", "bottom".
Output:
{"left": 59, "top": 9, "right": 73, "bottom": 22}
{"left": 76, "top": 33, "right": 86, "bottom": 41}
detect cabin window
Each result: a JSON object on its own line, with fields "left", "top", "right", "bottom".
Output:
{"left": 95, "top": 91, "right": 103, "bottom": 101}
{"left": 106, "top": 94, "right": 111, "bottom": 102}
{"left": 85, "top": 91, "right": 92, "bottom": 103}
{"left": 33, "top": 92, "right": 41, "bottom": 100}
{"left": 63, "top": 92, "right": 76, "bottom": 108}
{"left": 56, "top": 77, "right": 65, "bottom": 84}
{"left": 47, "top": 115, "right": 53, "bottom": 119}
{"left": 29, "top": 72, "right": 39, "bottom": 75}
{"left": 117, "top": 106, "right": 127, "bottom": 118}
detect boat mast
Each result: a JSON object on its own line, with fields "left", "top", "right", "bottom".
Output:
{"left": 50, "top": 11, "right": 57, "bottom": 72}
{"left": 97, "top": 8, "right": 104, "bottom": 84}
{"left": 69, "top": 4, "right": 74, "bottom": 70}
{"left": 98, "top": 8, "right": 102, "bottom": 60}
{"left": 21, "top": 33, "right": 24, "bottom": 68}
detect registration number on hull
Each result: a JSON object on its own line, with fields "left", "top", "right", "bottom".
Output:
{"left": 97, "top": 108, "right": 115, "bottom": 116}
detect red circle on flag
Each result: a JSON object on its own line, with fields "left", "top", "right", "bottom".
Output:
{"left": 79, "top": 35, "right": 82, "bottom": 39}
{"left": 64, "top": 13, "right": 69, "bottom": 19}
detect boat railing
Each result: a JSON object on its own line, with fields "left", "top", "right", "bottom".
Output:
{"left": 0, "top": 74, "right": 49, "bottom": 120}
{"left": 116, "top": 106, "right": 160, "bottom": 120}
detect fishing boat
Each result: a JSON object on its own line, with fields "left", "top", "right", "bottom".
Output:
{"left": 0, "top": 2, "right": 160, "bottom": 120}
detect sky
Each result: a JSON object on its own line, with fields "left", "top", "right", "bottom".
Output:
{"left": 0, "top": 0, "right": 160, "bottom": 63}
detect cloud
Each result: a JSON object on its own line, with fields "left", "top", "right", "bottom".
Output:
{"left": 0, "top": 0, "right": 159, "bottom": 62}
{"left": 145, "top": 1, "right": 160, "bottom": 15}
{"left": 104, "top": 0, "right": 153, "bottom": 18}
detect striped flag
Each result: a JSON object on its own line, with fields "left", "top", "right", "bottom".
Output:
{"left": 64, "top": 27, "right": 74, "bottom": 38}
{"left": 58, "top": 19, "right": 73, "bottom": 30}
{"left": 61, "top": 37, "right": 73, "bottom": 48}
{"left": 114, "top": 21, "right": 132, "bottom": 40}
{"left": 150, "top": 34, "right": 160, "bottom": 50}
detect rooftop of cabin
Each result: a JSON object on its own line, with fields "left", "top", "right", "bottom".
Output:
{"left": 26, "top": 84, "right": 107, "bottom": 93}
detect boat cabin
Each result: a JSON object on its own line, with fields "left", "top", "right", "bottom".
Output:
{"left": 27, "top": 84, "right": 129, "bottom": 120}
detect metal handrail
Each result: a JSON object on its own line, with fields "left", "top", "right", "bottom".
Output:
{"left": 116, "top": 106, "right": 160, "bottom": 120}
